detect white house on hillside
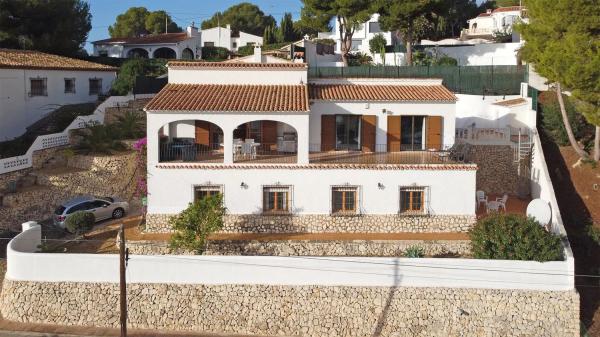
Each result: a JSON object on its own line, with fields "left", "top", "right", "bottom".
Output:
{"left": 318, "top": 14, "right": 397, "bottom": 57}
{"left": 201, "top": 24, "right": 263, "bottom": 52}
{"left": 92, "top": 25, "right": 202, "bottom": 59}
{"left": 0, "top": 49, "right": 116, "bottom": 140}
{"left": 144, "top": 59, "right": 477, "bottom": 234}
{"left": 462, "top": 6, "right": 527, "bottom": 40}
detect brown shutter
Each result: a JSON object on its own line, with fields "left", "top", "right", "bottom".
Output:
{"left": 387, "top": 116, "right": 401, "bottom": 152}
{"left": 195, "top": 120, "right": 210, "bottom": 146}
{"left": 321, "top": 115, "right": 336, "bottom": 151}
{"left": 262, "top": 121, "right": 278, "bottom": 150}
{"left": 361, "top": 115, "right": 377, "bottom": 152}
{"left": 426, "top": 116, "right": 443, "bottom": 150}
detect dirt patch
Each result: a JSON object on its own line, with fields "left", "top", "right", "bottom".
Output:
{"left": 540, "top": 132, "right": 600, "bottom": 336}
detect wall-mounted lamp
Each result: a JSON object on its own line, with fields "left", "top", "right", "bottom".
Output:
{"left": 382, "top": 108, "right": 387, "bottom": 114}
{"left": 378, "top": 182, "right": 385, "bottom": 190}
{"left": 365, "top": 103, "right": 370, "bottom": 109}
{"left": 240, "top": 182, "right": 248, "bottom": 189}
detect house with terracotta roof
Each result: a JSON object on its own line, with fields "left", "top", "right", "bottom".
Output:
{"left": 462, "top": 6, "right": 527, "bottom": 41}
{"left": 92, "top": 25, "right": 202, "bottom": 59}
{"left": 0, "top": 49, "right": 116, "bottom": 140}
{"left": 144, "top": 59, "right": 478, "bottom": 234}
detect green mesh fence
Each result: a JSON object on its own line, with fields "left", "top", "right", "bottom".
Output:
{"left": 308, "top": 65, "right": 528, "bottom": 95}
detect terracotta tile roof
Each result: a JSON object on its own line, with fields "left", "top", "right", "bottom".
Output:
{"left": 145, "top": 83, "right": 309, "bottom": 112}
{"left": 493, "top": 98, "right": 528, "bottom": 107}
{"left": 0, "top": 49, "right": 117, "bottom": 71}
{"left": 308, "top": 84, "right": 456, "bottom": 102}
{"left": 168, "top": 61, "right": 308, "bottom": 69}
{"left": 477, "top": 12, "right": 492, "bottom": 17}
{"left": 493, "top": 6, "right": 523, "bottom": 13}
{"left": 93, "top": 33, "right": 190, "bottom": 45}
{"left": 156, "top": 163, "right": 478, "bottom": 170}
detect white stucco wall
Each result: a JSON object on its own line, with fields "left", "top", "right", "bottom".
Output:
{"left": 93, "top": 37, "right": 201, "bottom": 59}
{"left": 168, "top": 67, "right": 307, "bottom": 85}
{"left": 309, "top": 101, "right": 456, "bottom": 149}
{"left": 0, "top": 68, "right": 116, "bottom": 140}
{"left": 435, "top": 42, "right": 521, "bottom": 66}
{"left": 455, "top": 94, "right": 536, "bottom": 129}
{"left": 201, "top": 26, "right": 232, "bottom": 49}
{"left": 233, "top": 32, "right": 263, "bottom": 51}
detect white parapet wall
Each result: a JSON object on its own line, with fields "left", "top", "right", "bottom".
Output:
{"left": 7, "top": 222, "right": 573, "bottom": 290}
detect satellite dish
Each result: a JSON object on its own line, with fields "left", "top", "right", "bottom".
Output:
{"left": 526, "top": 199, "right": 552, "bottom": 226}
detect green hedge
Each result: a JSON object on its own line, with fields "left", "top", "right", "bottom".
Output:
{"left": 65, "top": 211, "right": 95, "bottom": 234}
{"left": 469, "top": 213, "right": 563, "bottom": 262}
{"left": 110, "top": 58, "right": 167, "bottom": 95}
{"left": 201, "top": 46, "right": 229, "bottom": 61}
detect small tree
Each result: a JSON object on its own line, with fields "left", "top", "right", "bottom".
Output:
{"left": 169, "top": 195, "right": 226, "bottom": 254}
{"left": 65, "top": 211, "right": 95, "bottom": 234}
{"left": 369, "top": 33, "right": 387, "bottom": 65}
{"left": 469, "top": 213, "right": 564, "bottom": 262}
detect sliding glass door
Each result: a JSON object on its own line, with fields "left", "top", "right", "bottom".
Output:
{"left": 400, "top": 116, "right": 425, "bottom": 151}
{"left": 335, "top": 115, "right": 361, "bottom": 150}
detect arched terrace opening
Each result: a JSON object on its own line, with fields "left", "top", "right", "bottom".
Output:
{"left": 181, "top": 48, "right": 194, "bottom": 60}
{"left": 127, "top": 48, "right": 149, "bottom": 58}
{"left": 153, "top": 47, "right": 177, "bottom": 59}
{"left": 232, "top": 120, "right": 298, "bottom": 163}
{"left": 158, "top": 120, "right": 224, "bottom": 163}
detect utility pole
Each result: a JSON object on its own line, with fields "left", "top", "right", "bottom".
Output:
{"left": 165, "top": 13, "right": 168, "bottom": 34}
{"left": 119, "top": 224, "right": 128, "bottom": 337}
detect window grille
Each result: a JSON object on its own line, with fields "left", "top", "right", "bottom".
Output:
{"left": 64, "top": 78, "right": 76, "bottom": 93}
{"left": 262, "top": 185, "right": 292, "bottom": 214}
{"left": 399, "top": 186, "right": 428, "bottom": 215}
{"left": 29, "top": 78, "right": 47, "bottom": 96}
{"left": 193, "top": 185, "right": 223, "bottom": 202}
{"left": 89, "top": 78, "right": 102, "bottom": 95}
{"left": 331, "top": 185, "right": 360, "bottom": 215}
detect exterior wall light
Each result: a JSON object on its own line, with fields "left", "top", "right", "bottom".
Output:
{"left": 382, "top": 108, "right": 387, "bottom": 114}
{"left": 240, "top": 182, "right": 248, "bottom": 189}
{"left": 378, "top": 183, "right": 385, "bottom": 189}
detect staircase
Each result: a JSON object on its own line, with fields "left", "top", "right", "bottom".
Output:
{"left": 509, "top": 127, "right": 533, "bottom": 164}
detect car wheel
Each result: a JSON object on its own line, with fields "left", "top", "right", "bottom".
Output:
{"left": 112, "top": 208, "right": 125, "bottom": 219}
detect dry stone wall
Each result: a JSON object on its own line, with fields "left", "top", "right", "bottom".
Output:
{"left": 469, "top": 145, "right": 529, "bottom": 196}
{"left": 145, "top": 214, "right": 476, "bottom": 234}
{"left": 126, "top": 239, "right": 472, "bottom": 257}
{"left": 1, "top": 279, "right": 579, "bottom": 337}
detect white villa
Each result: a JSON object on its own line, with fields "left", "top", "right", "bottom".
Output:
{"left": 318, "top": 14, "right": 397, "bottom": 58}
{"left": 462, "top": 6, "right": 527, "bottom": 40}
{"left": 92, "top": 25, "right": 202, "bottom": 59}
{"left": 201, "top": 24, "right": 263, "bottom": 52}
{"left": 144, "top": 60, "right": 479, "bottom": 233}
{"left": 0, "top": 49, "right": 116, "bottom": 140}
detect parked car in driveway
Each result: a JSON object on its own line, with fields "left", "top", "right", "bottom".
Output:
{"left": 53, "top": 196, "right": 129, "bottom": 228}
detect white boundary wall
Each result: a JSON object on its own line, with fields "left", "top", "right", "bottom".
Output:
{"left": 6, "top": 221, "right": 573, "bottom": 291}
{"left": 0, "top": 94, "right": 154, "bottom": 175}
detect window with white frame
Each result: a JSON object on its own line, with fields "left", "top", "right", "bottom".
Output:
{"left": 29, "top": 78, "right": 47, "bottom": 96}
{"left": 399, "top": 186, "right": 427, "bottom": 215}
{"left": 89, "top": 78, "right": 102, "bottom": 95}
{"left": 193, "top": 185, "right": 223, "bottom": 202}
{"left": 64, "top": 78, "right": 76, "bottom": 93}
{"left": 263, "top": 185, "right": 291, "bottom": 214}
{"left": 331, "top": 186, "right": 359, "bottom": 215}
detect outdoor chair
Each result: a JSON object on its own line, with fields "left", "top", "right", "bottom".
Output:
{"left": 476, "top": 190, "right": 488, "bottom": 208}
{"left": 496, "top": 194, "right": 508, "bottom": 212}
{"left": 241, "top": 143, "right": 256, "bottom": 159}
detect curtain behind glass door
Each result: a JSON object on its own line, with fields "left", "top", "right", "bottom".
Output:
{"left": 335, "top": 115, "right": 361, "bottom": 150}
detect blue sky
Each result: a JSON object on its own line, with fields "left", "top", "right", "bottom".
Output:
{"left": 84, "top": 0, "right": 303, "bottom": 52}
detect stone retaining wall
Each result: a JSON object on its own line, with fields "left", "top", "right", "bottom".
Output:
{"left": 1, "top": 279, "right": 579, "bottom": 337}
{"left": 126, "top": 239, "right": 472, "bottom": 257}
{"left": 470, "top": 145, "right": 529, "bottom": 196}
{"left": 145, "top": 214, "right": 477, "bottom": 234}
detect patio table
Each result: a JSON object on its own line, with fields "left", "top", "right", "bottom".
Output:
{"left": 486, "top": 200, "right": 501, "bottom": 213}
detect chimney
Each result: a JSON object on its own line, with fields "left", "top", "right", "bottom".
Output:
{"left": 253, "top": 44, "right": 262, "bottom": 63}
{"left": 186, "top": 23, "right": 199, "bottom": 37}
{"left": 226, "top": 24, "right": 231, "bottom": 31}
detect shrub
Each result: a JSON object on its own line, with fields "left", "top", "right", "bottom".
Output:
{"left": 538, "top": 90, "right": 594, "bottom": 146}
{"left": 65, "top": 211, "right": 95, "bottom": 234}
{"left": 404, "top": 245, "right": 425, "bottom": 258}
{"left": 72, "top": 122, "right": 126, "bottom": 154}
{"left": 469, "top": 213, "right": 564, "bottom": 262}
{"left": 586, "top": 224, "right": 600, "bottom": 246}
{"left": 114, "top": 110, "right": 145, "bottom": 139}
{"left": 347, "top": 52, "right": 373, "bottom": 66}
{"left": 169, "top": 194, "right": 226, "bottom": 254}
{"left": 110, "top": 59, "right": 167, "bottom": 95}
{"left": 237, "top": 45, "right": 254, "bottom": 56}
{"left": 201, "top": 46, "right": 229, "bottom": 61}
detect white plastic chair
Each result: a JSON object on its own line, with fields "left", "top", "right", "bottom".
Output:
{"left": 476, "top": 190, "right": 488, "bottom": 208}
{"left": 241, "top": 143, "right": 256, "bottom": 159}
{"left": 245, "top": 138, "right": 254, "bottom": 144}
{"left": 496, "top": 194, "right": 508, "bottom": 211}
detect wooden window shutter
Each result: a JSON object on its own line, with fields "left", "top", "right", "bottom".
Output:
{"left": 195, "top": 121, "right": 211, "bottom": 146}
{"left": 321, "top": 115, "right": 336, "bottom": 151}
{"left": 361, "top": 115, "right": 377, "bottom": 152}
{"left": 262, "top": 121, "right": 278, "bottom": 150}
{"left": 426, "top": 116, "right": 443, "bottom": 150}
{"left": 387, "top": 116, "right": 401, "bottom": 152}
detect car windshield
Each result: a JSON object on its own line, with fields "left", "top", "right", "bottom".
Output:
{"left": 54, "top": 206, "right": 66, "bottom": 215}
{"left": 100, "top": 197, "right": 114, "bottom": 203}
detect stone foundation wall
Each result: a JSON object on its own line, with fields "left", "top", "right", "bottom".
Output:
{"left": 1, "top": 279, "right": 579, "bottom": 337}
{"left": 145, "top": 214, "right": 477, "bottom": 234}
{"left": 470, "top": 145, "right": 529, "bottom": 195}
{"left": 126, "top": 239, "right": 472, "bottom": 257}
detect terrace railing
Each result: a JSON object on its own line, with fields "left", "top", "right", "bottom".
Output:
{"left": 233, "top": 143, "right": 298, "bottom": 164}
{"left": 308, "top": 65, "right": 527, "bottom": 95}
{"left": 159, "top": 143, "right": 224, "bottom": 163}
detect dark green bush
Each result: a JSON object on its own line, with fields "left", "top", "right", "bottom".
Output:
{"left": 72, "top": 123, "right": 126, "bottom": 154}
{"left": 469, "top": 214, "right": 564, "bottom": 262}
{"left": 538, "top": 90, "right": 594, "bottom": 146}
{"left": 111, "top": 59, "right": 167, "bottom": 95}
{"left": 237, "top": 45, "right": 254, "bottom": 56}
{"left": 65, "top": 211, "right": 95, "bottom": 234}
{"left": 201, "top": 46, "right": 229, "bottom": 61}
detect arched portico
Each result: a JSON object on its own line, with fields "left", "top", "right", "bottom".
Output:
{"left": 158, "top": 120, "right": 224, "bottom": 163}
{"left": 181, "top": 48, "right": 194, "bottom": 60}
{"left": 232, "top": 120, "right": 298, "bottom": 163}
{"left": 127, "top": 48, "right": 149, "bottom": 58}
{"left": 153, "top": 47, "right": 177, "bottom": 59}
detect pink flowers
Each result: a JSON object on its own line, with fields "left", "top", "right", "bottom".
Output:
{"left": 133, "top": 137, "right": 147, "bottom": 150}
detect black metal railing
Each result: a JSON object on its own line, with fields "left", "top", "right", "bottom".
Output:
{"left": 159, "top": 142, "right": 223, "bottom": 163}
{"left": 233, "top": 143, "right": 298, "bottom": 164}
{"left": 308, "top": 144, "right": 472, "bottom": 165}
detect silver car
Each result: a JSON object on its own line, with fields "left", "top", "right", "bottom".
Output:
{"left": 53, "top": 196, "right": 129, "bottom": 228}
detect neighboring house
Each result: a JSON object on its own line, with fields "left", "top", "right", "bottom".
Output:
{"left": 92, "top": 25, "right": 202, "bottom": 59}
{"left": 144, "top": 59, "right": 477, "bottom": 233}
{"left": 201, "top": 24, "right": 263, "bottom": 52}
{"left": 225, "top": 46, "right": 297, "bottom": 64}
{"left": 462, "top": 6, "right": 527, "bottom": 40}
{"left": 318, "top": 14, "right": 398, "bottom": 57}
{"left": 0, "top": 49, "right": 116, "bottom": 140}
